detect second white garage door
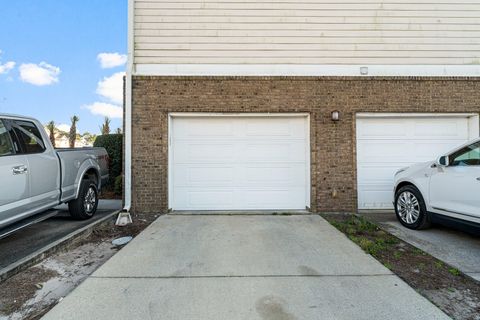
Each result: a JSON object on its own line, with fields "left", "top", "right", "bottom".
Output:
{"left": 170, "top": 115, "right": 309, "bottom": 210}
{"left": 357, "top": 115, "right": 478, "bottom": 210}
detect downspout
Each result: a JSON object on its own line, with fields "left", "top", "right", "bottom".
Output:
{"left": 122, "top": 0, "right": 134, "bottom": 214}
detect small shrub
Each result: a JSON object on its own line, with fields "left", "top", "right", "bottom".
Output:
{"left": 94, "top": 134, "right": 123, "bottom": 188}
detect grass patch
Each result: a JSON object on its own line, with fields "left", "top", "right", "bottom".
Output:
{"left": 448, "top": 268, "right": 461, "bottom": 276}
{"left": 323, "top": 214, "right": 397, "bottom": 259}
{"left": 321, "top": 213, "right": 480, "bottom": 320}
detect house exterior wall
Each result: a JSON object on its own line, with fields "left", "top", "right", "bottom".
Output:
{"left": 133, "top": 0, "right": 480, "bottom": 66}
{"left": 130, "top": 76, "right": 480, "bottom": 214}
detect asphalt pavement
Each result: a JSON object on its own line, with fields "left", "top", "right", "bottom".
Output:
{"left": 0, "top": 200, "right": 121, "bottom": 272}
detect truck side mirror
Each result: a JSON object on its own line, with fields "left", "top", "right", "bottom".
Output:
{"left": 436, "top": 155, "right": 449, "bottom": 167}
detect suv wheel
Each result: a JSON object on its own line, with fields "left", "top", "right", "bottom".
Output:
{"left": 394, "top": 185, "right": 431, "bottom": 230}
{"left": 68, "top": 179, "right": 99, "bottom": 220}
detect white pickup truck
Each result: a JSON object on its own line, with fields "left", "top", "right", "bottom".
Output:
{"left": 0, "top": 114, "right": 109, "bottom": 229}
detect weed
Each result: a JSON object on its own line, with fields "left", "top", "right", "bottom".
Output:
{"left": 357, "top": 237, "right": 374, "bottom": 251}
{"left": 345, "top": 227, "right": 356, "bottom": 235}
{"left": 435, "top": 261, "right": 444, "bottom": 269}
{"left": 384, "top": 262, "right": 393, "bottom": 270}
{"left": 413, "top": 248, "right": 424, "bottom": 255}
{"left": 393, "top": 251, "right": 402, "bottom": 259}
{"left": 384, "top": 236, "right": 400, "bottom": 245}
{"left": 448, "top": 268, "right": 461, "bottom": 276}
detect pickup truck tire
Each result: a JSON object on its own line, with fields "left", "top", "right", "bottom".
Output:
{"left": 68, "top": 179, "right": 99, "bottom": 220}
{"left": 394, "top": 185, "right": 431, "bottom": 230}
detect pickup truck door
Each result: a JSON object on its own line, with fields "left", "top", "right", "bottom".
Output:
{"left": 11, "top": 120, "right": 60, "bottom": 212}
{"left": 0, "top": 119, "right": 30, "bottom": 227}
{"left": 429, "top": 141, "right": 480, "bottom": 219}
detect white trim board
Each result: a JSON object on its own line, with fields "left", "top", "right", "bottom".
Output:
{"left": 134, "top": 64, "right": 480, "bottom": 77}
{"left": 167, "top": 113, "right": 311, "bottom": 211}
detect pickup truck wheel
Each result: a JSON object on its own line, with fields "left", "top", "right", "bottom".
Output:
{"left": 394, "top": 185, "right": 431, "bottom": 230}
{"left": 68, "top": 179, "right": 99, "bottom": 220}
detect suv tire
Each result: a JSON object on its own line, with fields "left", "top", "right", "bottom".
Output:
{"left": 394, "top": 185, "right": 431, "bottom": 230}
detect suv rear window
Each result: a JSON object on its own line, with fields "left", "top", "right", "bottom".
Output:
{"left": 12, "top": 120, "right": 46, "bottom": 154}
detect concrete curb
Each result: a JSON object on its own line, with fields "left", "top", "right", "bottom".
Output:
{"left": 0, "top": 210, "right": 120, "bottom": 282}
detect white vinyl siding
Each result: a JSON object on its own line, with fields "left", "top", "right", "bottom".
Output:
{"left": 134, "top": 0, "right": 480, "bottom": 66}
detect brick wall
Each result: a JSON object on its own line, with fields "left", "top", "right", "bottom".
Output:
{"left": 130, "top": 76, "right": 480, "bottom": 214}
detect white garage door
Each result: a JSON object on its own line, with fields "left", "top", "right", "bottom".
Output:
{"left": 170, "top": 115, "right": 309, "bottom": 210}
{"left": 357, "top": 115, "right": 476, "bottom": 210}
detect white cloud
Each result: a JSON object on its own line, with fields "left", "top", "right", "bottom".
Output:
{"left": 0, "top": 50, "right": 16, "bottom": 75}
{"left": 0, "top": 61, "right": 15, "bottom": 75}
{"left": 83, "top": 102, "right": 123, "bottom": 119}
{"left": 96, "top": 72, "right": 124, "bottom": 105}
{"left": 57, "top": 124, "right": 71, "bottom": 132}
{"left": 97, "top": 52, "right": 127, "bottom": 69}
{"left": 19, "top": 62, "right": 60, "bottom": 86}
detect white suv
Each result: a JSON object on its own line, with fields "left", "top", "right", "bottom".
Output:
{"left": 393, "top": 138, "right": 480, "bottom": 230}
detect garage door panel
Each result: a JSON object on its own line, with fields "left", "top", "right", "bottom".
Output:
{"left": 175, "top": 118, "right": 235, "bottom": 138}
{"left": 413, "top": 119, "right": 468, "bottom": 138}
{"left": 357, "top": 120, "right": 408, "bottom": 138}
{"left": 174, "top": 143, "right": 235, "bottom": 163}
{"left": 245, "top": 143, "right": 305, "bottom": 162}
{"left": 177, "top": 190, "right": 235, "bottom": 209}
{"left": 173, "top": 188, "right": 306, "bottom": 210}
{"left": 245, "top": 117, "right": 306, "bottom": 138}
{"left": 174, "top": 164, "right": 305, "bottom": 188}
{"left": 357, "top": 185, "right": 394, "bottom": 210}
{"left": 183, "top": 167, "right": 235, "bottom": 184}
{"left": 358, "top": 140, "right": 464, "bottom": 164}
{"left": 171, "top": 116, "right": 309, "bottom": 210}
{"left": 358, "top": 141, "right": 411, "bottom": 162}
{"left": 246, "top": 165, "right": 305, "bottom": 185}
{"left": 358, "top": 164, "right": 404, "bottom": 184}
{"left": 246, "top": 120, "right": 291, "bottom": 136}
{"left": 245, "top": 188, "right": 305, "bottom": 209}
{"left": 357, "top": 116, "right": 473, "bottom": 210}
{"left": 412, "top": 141, "right": 464, "bottom": 159}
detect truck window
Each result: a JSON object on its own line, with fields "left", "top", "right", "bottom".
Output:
{"left": 12, "top": 120, "right": 46, "bottom": 154}
{"left": 0, "top": 120, "right": 15, "bottom": 156}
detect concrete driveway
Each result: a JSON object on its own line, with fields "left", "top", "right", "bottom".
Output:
{"left": 43, "top": 214, "right": 448, "bottom": 320}
{"left": 359, "top": 211, "right": 480, "bottom": 282}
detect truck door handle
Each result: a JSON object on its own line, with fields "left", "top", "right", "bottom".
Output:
{"left": 477, "top": 177, "right": 480, "bottom": 181}
{"left": 12, "top": 165, "right": 28, "bottom": 175}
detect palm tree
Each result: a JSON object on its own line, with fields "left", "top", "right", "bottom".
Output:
{"left": 82, "top": 132, "right": 97, "bottom": 146}
{"left": 100, "top": 117, "right": 111, "bottom": 135}
{"left": 69, "top": 115, "right": 79, "bottom": 148}
{"left": 46, "top": 121, "right": 56, "bottom": 147}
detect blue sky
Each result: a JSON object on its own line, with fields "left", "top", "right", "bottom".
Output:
{"left": 0, "top": 0, "right": 126, "bottom": 134}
